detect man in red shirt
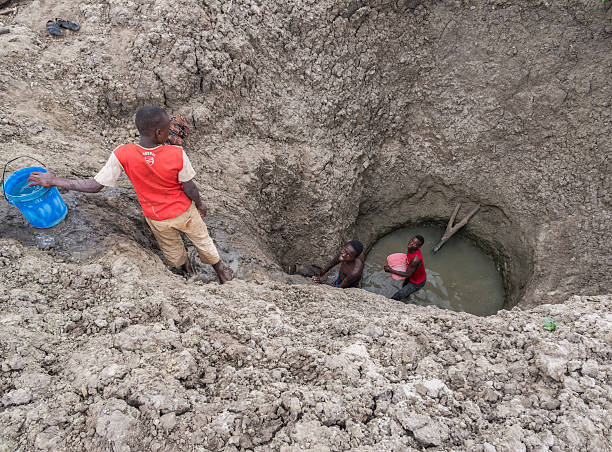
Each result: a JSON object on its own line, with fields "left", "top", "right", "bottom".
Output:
{"left": 28, "top": 106, "right": 233, "bottom": 283}
{"left": 384, "top": 235, "right": 426, "bottom": 301}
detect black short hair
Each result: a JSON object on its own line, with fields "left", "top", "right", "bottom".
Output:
{"left": 347, "top": 240, "right": 364, "bottom": 256}
{"left": 135, "top": 106, "right": 169, "bottom": 135}
{"left": 415, "top": 235, "right": 425, "bottom": 246}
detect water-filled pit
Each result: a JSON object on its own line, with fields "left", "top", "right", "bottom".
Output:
{"left": 362, "top": 226, "right": 505, "bottom": 316}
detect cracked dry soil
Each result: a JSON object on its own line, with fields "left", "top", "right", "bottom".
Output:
{"left": 0, "top": 0, "right": 611, "bottom": 451}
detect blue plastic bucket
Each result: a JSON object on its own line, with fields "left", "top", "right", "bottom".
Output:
{"left": 2, "top": 157, "right": 68, "bottom": 229}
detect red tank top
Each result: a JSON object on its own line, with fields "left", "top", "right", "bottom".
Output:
{"left": 406, "top": 249, "right": 426, "bottom": 284}
{"left": 114, "top": 144, "right": 192, "bottom": 220}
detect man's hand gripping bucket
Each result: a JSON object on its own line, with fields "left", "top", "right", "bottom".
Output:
{"left": 2, "top": 156, "right": 68, "bottom": 228}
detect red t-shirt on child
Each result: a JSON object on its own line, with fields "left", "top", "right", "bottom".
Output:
{"left": 94, "top": 144, "right": 195, "bottom": 220}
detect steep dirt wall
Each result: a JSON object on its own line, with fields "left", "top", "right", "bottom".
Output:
{"left": 1, "top": 2, "right": 611, "bottom": 302}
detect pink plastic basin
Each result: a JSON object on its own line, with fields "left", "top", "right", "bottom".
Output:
{"left": 387, "top": 253, "right": 407, "bottom": 280}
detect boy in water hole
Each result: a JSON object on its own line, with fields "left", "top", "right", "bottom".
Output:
{"left": 312, "top": 240, "right": 365, "bottom": 288}
{"left": 385, "top": 235, "right": 427, "bottom": 301}
{"left": 28, "top": 106, "right": 234, "bottom": 284}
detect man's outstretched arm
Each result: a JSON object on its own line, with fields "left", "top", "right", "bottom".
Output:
{"left": 28, "top": 171, "right": 103, "bottom": 193}
{"left": 313, "top": 254, "right": 341, "bottom": 283}
{"left": 320, "top": 253, "right": 341, "bottom": 276}
{"left": 384, "top": 257, "right": 421, "bottom": 278}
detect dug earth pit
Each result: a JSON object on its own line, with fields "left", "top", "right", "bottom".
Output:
{"left": 0, "top": 0, "right": 611, "bottom": 450}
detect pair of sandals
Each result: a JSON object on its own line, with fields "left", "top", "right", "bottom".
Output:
{"left": 46, "top": 19, "right": 80, "bottom": 36}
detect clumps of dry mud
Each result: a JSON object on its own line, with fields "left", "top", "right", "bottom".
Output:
{"left": 1, "top": 238, "right": 610, "bottom": 451}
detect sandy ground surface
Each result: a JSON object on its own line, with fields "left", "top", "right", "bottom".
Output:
{"left": 0, "top": 0, "right": 611, "bottom": 450}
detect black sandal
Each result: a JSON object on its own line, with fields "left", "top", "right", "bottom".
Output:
{"left": 46, "top": 20, "right": 62, "bottom": 36}
{"left": 56, "top": 18, "right": 80, "bottom": 31}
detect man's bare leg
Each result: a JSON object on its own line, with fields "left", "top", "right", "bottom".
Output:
{"left": 181, "top": 258, "right": 194, "bottom": 275}
{"left": 213, "top": 261, "right": 234, "bottom": 284}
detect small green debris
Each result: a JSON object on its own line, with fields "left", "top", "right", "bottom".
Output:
{"left": 543, "top": 317, "right": 559, "bottom": 332}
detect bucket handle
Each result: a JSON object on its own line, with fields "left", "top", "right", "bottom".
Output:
{"left": 1, "top": 155, "right": 46, "bottom": 202}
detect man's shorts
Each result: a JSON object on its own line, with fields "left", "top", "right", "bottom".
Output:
{"left": 145, "top": 203, "right": 220, "bottom": 267}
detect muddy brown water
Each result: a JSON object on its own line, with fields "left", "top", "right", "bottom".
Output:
{"left": 362, "top": 226, "right": 505, "bottom": 316}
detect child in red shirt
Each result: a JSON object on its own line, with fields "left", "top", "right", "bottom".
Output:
{"left": 28, "top": 106, "right": 233, "bottom": 283}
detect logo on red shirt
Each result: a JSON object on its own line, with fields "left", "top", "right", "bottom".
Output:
{"left": 143, "top": 151, "right": 155, "bottom": 166}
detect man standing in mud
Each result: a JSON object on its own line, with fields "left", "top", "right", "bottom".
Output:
{"left": 28, "top": 106, "right": 234, "bottom": 284}
{"left": 313, "top": 240, "right": 364, "bottom": 288}
{"left": 385, "top": 235, "right": 427, "bottom": 301}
